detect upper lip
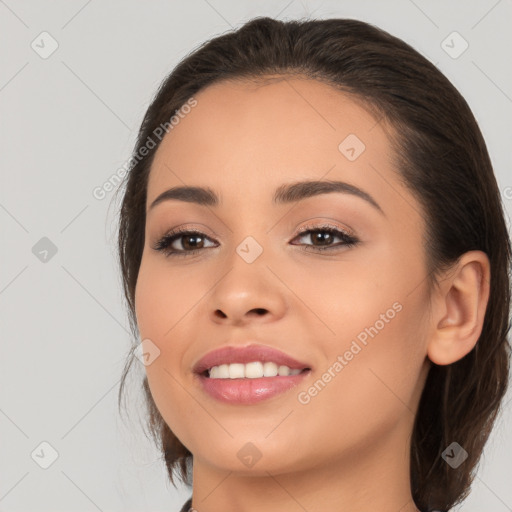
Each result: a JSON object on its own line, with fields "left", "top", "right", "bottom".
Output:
{"left": 193, "top": 343, "right": 312, "bottom": 375}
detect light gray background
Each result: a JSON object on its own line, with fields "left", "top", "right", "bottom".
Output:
{"left": 1, "top": 1, "right": 511, "bottom": 510}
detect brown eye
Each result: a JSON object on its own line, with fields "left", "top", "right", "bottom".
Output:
{"left": 180, "top": 233, "right": 206, "bottom": 250}
{"left": 153, "top": 229, "right": 217, "bottom": 257}
{"left": 291, "top": 226, "right": 359, "bottom": 252}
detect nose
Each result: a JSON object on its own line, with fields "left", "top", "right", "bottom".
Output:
{"left": 214, "top": 306, "right": 269, "bottom": 321}
{"left": 207, "top": 259, "right": 287, "bottom": 327}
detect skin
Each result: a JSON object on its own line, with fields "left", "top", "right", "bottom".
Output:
{"left": 134, "top": 77, "right": 490, "bottom": 512}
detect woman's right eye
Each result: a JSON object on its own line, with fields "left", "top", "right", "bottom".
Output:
{"left": 152, "top": 229, "right": 217, "bottom": 258}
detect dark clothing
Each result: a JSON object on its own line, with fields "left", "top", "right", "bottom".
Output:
{"left": 179, "top": 496, "right": 438, "bottom": 511}
{"left": 179, "top": 497, "right": 192, "bottom": 512}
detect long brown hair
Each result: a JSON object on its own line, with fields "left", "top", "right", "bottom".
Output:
{"left": 114, "top": 17, "right": 511, "bottom": 511}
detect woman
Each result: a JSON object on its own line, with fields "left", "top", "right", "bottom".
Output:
{"left": 115, "top": 17, "right": 511, "bottom": 512}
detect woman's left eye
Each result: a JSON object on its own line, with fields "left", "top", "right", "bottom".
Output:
{"left": 290, "top": 226, "right": 359, "bottom": 252}
{"left": 152, "top": 225, "right": 359, "bottom": 258}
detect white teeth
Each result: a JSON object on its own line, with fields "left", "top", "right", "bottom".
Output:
{"left": 208, "top": 361, "right": 304, "bottom": 379}
{"left": 229, "top": 363, "right": 245, "bottom": 379}
{"left": 246, "top": 361, "right": 265, "bottom": 378}
{"left": 262, "top": 361, "right": 278, "bottom": 377}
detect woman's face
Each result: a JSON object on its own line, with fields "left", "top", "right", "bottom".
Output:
{"left": 135, "top": 77, "right": 432, "bottom": 476}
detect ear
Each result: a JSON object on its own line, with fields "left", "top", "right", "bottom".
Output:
{"left": 427, "top": 250, "right": 491, "bottom": 365}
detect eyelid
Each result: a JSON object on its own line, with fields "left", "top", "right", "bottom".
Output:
{"left": 295, "top": 220, "right": 355, "bottom": 237}
{"left": 156, "top": 223, "right": 218, "bottom": 240}
{"left": 155, "top": 221, "right": 354, "bottom": 244}
{"left": 152, "top": 219, "right": 359, "bottom": 258}
{"left": 152, "top": 224, "right": 217, "bottom": 248}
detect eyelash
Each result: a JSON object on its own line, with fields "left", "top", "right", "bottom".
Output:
{"left": 152, "top": 224, "right": 359, "bottom": 259}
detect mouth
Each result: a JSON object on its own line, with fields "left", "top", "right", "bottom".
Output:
{"left": 192, "top": 344, "right": 313, "bottom": 376}
{"left": 199, "top": 361, "right": 311, "bottom": 380}
{"left": 192, "top": 344, "right": 313, "bottom": 403}
{"left": 196, "top": 365, "right": 312, "bottom": 405}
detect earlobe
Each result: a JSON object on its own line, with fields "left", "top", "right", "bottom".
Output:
{"left": 426, "top": 251, "right": 491, "bottom": 366}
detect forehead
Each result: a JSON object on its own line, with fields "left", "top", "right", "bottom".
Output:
{"left": 147, "top": 76, "right": 396, "bottom": 207}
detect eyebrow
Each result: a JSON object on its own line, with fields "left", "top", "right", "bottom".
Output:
{"left": 148, "top": 180, "right": 384, "bottom": 215}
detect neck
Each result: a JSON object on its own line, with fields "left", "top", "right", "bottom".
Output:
{"left": 187, "top": 415, "right": 420, "bottom": 512}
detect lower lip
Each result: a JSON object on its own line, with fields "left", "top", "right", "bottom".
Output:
{"left": 197, "top": 370, "right": 311, "bottom": 404}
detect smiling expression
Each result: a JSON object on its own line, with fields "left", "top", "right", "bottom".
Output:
{"left": 134, "top": 76, "right": 432, "bottom": 475}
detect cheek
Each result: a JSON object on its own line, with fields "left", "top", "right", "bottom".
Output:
{"left": 289, "top": 253, "right": 430, "bottom": 443}
{"left": 295, "top": 288, "right": 430, "bottom": 451}
{"left": 134, "top": 256, "right": 203, "bottom": 448}
{"left": 135, "top": 253, "right": 200, "bottom": 340}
